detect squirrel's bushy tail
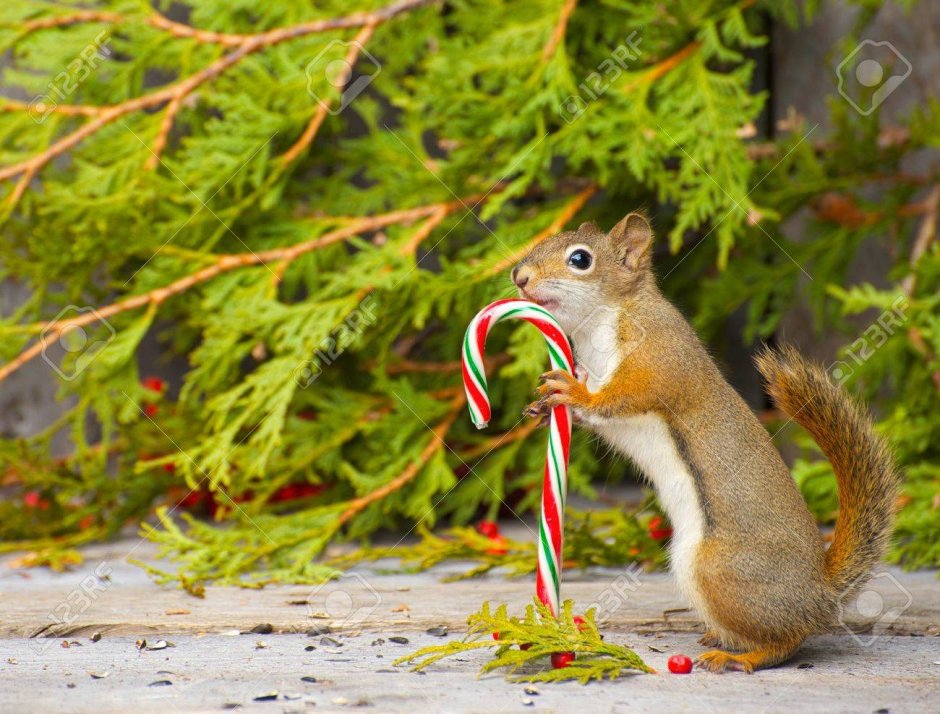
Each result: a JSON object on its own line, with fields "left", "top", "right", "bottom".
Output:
{"left": 755, "top": 344, "right": 900, "bottom": 598}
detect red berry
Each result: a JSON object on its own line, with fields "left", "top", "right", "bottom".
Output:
{"left": 142, "top": 376, "right": 166, "bottom": 393}
{"left": 572, "top": 615, "right": 587, "bottom": 631}
{"left": 519, "top": 643, "right": 532, "bottom": 651}
{"left": 648, "top": 516, "right": 673, "bottom": 540}
{"left": 667, "top": 654, "right": 693, "bottom": 674}
{"left": 551, "top": 652, "right": 575, "bottom": 669}
{"left": 477, "top": 520, "right": 500, "bottom": 539}
{"left": 23, "top": 491, "right": 42, "bottom": 508}
{"left": 143, "top": 404, "right": 159, "bottom": 418}
{"left": 492, "top": 631, "right": 500, "bottom": 641}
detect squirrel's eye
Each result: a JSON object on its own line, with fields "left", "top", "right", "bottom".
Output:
{"left": 567, "top": 249, "right": 593, "bottom": 271}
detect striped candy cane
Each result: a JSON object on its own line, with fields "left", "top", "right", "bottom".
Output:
{"left": 461, "top": 298, "right": 574, "bottom": 617}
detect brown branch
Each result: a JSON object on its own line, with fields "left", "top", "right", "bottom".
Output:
{"left": 337, "top": 394, "right": 464, "bottom": 525}
{"left": 0, "top": 99, "right": 101, "bottom": 117}
{"left": 0, "top": 0, "right": 437, "bottom": 210}
{"left": 281, "top": 23, "right": 377, "bottom": 166}
{"left": 622, "top": 41, "right": 700, "bottom": 94}
{"left": 0, "top": 198, "right": 465, "bottom": 385}
{"left": 145, "top": 95, "right": 184, "bottom": 170}
{"left": 383, "top": 353, "right": 511, "bottom": 375}
{"left": 542, "top": 0, "right": 578, "bottom": 61}
{"left": 399, "top": 204, "right": 450, "bottom": 256}
{"left": 746, "top": 126, "right": 912, "bottom": 161}
{"left": 462, "top": 418, "right": 539, "bottom": 459}
{"left": 488, "top": 183, "right": 597, "bottom": 275}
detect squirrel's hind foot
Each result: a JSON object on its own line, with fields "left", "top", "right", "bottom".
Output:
{"left": 696, "top": 639, "right": 802, "bottom": 673}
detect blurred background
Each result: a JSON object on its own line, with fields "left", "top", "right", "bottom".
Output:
{"left": 0, "top": 0, "right": 937, "bottom": 585}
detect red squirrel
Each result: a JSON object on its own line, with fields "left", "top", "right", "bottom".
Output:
{"left": 514, "top": 213, "right": 900, "bottom": 672}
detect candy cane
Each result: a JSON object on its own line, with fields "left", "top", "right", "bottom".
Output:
{"left": 461, "top": 298, "right": 574, "bottom": 617}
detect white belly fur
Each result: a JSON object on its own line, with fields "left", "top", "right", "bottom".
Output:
{"left": 592, "top": 413, "right": 709, "bottom": 617}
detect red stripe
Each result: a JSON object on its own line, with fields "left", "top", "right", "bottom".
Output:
{"left": 536, "top": 574, "right": 552, "bottom": 613}
{"left": 522, "top": 317, "right": 574, "bottom": 370}
{"left": 542, "top": 460, "right": 563, "bottom": 558}
{"left": 553, "top": 405, "right": 571, "bottom": 463}
{"left": 461, "top": 360, "right": 490, "bottom": 423}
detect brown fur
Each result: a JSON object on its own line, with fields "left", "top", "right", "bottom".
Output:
{"left": 515, "top": 214, "right": 900, "bottom": 672}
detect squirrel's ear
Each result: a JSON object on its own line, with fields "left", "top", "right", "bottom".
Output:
{"left": 577, "top": 220, "right": 599, "bottom": 234}
{"left": 609, "top": 213, "right": 653, "bottom": 271}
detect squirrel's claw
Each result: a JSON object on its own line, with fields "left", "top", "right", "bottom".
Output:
{"left": 696, "top": 650, "right": 754, "bottom": 674}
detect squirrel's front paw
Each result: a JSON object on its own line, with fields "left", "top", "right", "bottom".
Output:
{"left": 528, "top": 370, "right": 593, "bottom": 412}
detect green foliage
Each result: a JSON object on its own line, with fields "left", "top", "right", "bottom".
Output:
{"left": 395, "top": 599, "right": 653, "bottom": 683}
{"left": 0, "top": 0, "right": 937, "bottom": 587}
{"left": 331, "top": 504, "right": 669, "bottom": 580}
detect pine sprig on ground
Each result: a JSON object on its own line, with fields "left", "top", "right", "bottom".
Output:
{"left": 395, "top": 599, "right": 653, "bottom": 683}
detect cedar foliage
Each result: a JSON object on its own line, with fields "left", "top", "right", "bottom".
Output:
{"left": 0, "top": 0, "right": 937, "bottom": 583}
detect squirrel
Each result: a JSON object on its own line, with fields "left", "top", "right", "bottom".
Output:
{"left": 513, "top": 212, "right": 900, "bottom": 672}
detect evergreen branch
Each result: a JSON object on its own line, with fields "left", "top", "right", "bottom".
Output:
{"left": 903, "top": 185, "right": 940, "bottom": 392}
{"left": 280, "top": 23, "right": 378, "bottom": 167}
{"left": 0, "top": 199, "right": 464, "bottom": 385}
{"left": 620, "top": 40, "right": 701, "bottom": 93}
{"left": 462, "top": 419, "right": 539, "bottom": 459}
{"left": 541, "top": 0, "right": 579, "bottom": 61}
{"left": 395, "top": 599, "right": 653, "bottom": 683}
{"left": 336, "top": 394, "right": 464, "bottom": 525}
{"left": 0, "top": 0, "right": 438, "bottom": 211}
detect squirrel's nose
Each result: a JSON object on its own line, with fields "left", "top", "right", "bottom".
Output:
{"left": 512, "top": 264, "right": 531, "bottom": 289}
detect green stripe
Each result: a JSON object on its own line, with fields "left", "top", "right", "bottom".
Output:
{"left": 548, "top": 435, "right": 565, "bottom": 508}
{"left": 538, "top": 520, "right": 559, "bottom": 589}
{"left": 463, "top": 329, "right": 487, "bottom": 391}
{"left": 546, "top": 342, "right": 568, "bottom": 371}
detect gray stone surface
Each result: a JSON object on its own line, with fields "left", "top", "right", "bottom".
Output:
{"left": 1, "top": 540, "right": 938, "bottom": 713}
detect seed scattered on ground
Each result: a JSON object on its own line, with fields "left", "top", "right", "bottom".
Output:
{"left": 307, "top": 626, "right": 332, "bottom": 637}
{"left": 66, "top": 683, "right": 75, "bottom": 689}
{"left": 320, "top": 637, "right": 342, "bottom": 647}
{"left": 304, "top": 645, "right": 316, "bottom": 652}
{"left": 135, "top": 639, "right": 147, "bottom": 650}
{"left": 256, "top": 641, "right": 268, "bottom": 649}
{"left": 148, "top": 640, "right": 174, "bottom": 651}
{"left": 283, "top": 693, "right": 302, "bottom": 700}
{"left": 90, "top": 633, "right": 101, "bottom": 642}
{"left": 388, "top": 636, "right": 409, "bottom": 645}
{"left": 426, "top": 626, "right": 448, "bottom": 638}
{"left": 332, "top": 697, "right": 349, "bottom": 705}
{"left": 522, "top": 697, "right": 534, "bottom": 706}
{"left": 148, "top": 680, "right": 173, "bottom": 687}
{"left": 249, "top": 623, "right": 273, "bottom": 635}
{"left": 6, "top": 658, "right": 16, "bottom": 665}
{"left": 308, "top": 611, "right": 330, "bottom": 619}
{"left": 523, "top": 686, "right": 540, "bottom": 695}
{"left": 253, "top": 691, "right": 279, "bottom": 702}
{"left": 391, "top": 604, "right": 410, "bottom": 613}
{"left": 301, "top": 676, "right": 317, "bottom": 683}
{"left": 648, "top": 645, "right": 664, "bottom": 653}
{"left": 87, "top": 671, "right": 110, "bottom": 679}
{"left": 164, "top": 609, "right": 190, "bottom": 616}
{"left": 370, "top": 638, "right": 384, "bottom": 646}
